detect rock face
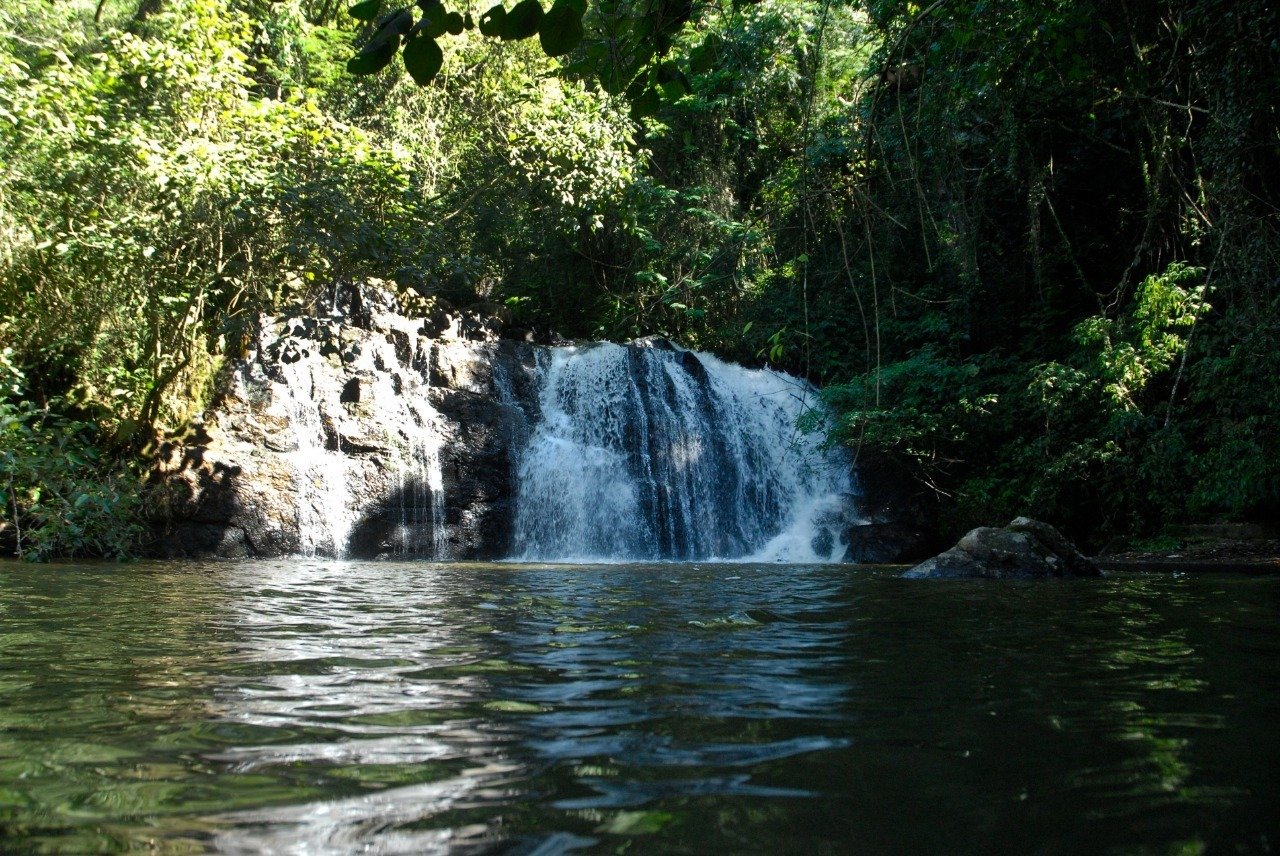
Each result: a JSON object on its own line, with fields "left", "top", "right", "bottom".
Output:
{"left": 903, "top": 517, "right": 1101, "bottom": 579}
{"left": 836, "top": 451, "right": 936, "bottom": 564}
{"left": 149, "top": 283, "right": 541, "bottom": 560}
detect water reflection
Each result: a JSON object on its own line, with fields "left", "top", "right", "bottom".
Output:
{"left": 1, "top": 562, "right": 1277, "bottom": 854}
{"left": 195, "top": 561, "right": 855, "bottom": 852}
{"left": 822, "top": 573, "right": 1277, "bottom": 854}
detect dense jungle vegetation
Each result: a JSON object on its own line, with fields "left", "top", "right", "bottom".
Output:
{"left": 1, "top": 0, "right": 1276, "bottom": 559}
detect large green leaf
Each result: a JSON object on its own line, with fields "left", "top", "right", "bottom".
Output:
{"left": 625, "top": 74, "right": 647, "bottom": 99}
{"left": 607, "top": 45, "right": 654, "bottom": 95}
{"left": 660, "top": 75, "right": 689, "bottom": 99}
{"left": 654, "top": 60, "right": 688, "bottom": 98}
{"left": 599, "top": 59, "right": 631, "bottom": 95}
{"left": 444, "top": 11, "right": 465, "bottom": 34}
{"left": 629, "top": 86, "right": 661, "bottom": 120}
{"left": 538, "top": 0, "right": 584, "bottom": 56}
{"left": 653, "top": 59, "right": 679, "bottom": 83}
{"left": 349, "top": 0, "right": 382, "bottom": 21}
{"left": 347, "top": 37, "right": 398, "bottom": 74}
{"left": 403, "top": 36, "right": 443, "bottom": 85}
{"left": 502, "top": 0, "right": 542, "bottom": 40}
{"left": 691, "top": 33, "right": 721, "bottom": 74}
{"left": 416, "top": 2, "right": 447, "bottom": 37}
{"left": 377, "top": 7, "right": 415, "bottom": 37}
{"left": 655, "top": 0, "right": 692, "bottom": 35}
{"left": 478, "top": 4, "right": 506, "bottom": 36}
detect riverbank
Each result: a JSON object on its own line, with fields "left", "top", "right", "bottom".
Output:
{"left": 1095, "top": 535, "right": 1280, "bottom": 575}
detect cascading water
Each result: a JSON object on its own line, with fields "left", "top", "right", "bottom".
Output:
{"left": 362, "top": 325, "right": 450, "bottom": 558}
{"left": 219, "top": 285, "right": 857, "bottom": 562}
{"left": 260, "top": 306, "right": 451, "bottom": 559}
{"left": 275, "top": 355, "right": 356, "bottom": 558}
{"left": 512, "top": 342, "right": 856, "bottom": 563}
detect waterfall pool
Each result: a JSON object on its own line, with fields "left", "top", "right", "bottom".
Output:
{"left": 1, "top": 560, "right": 1276, "bottom": 854}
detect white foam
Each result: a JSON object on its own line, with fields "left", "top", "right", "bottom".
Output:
{"left": 512, "top": 343, "right": 858, "bottom": 562}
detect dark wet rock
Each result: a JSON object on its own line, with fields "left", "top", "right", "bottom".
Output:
{"left": 904, "top": 517, "right": 1101, "bottom": 579}
{"left": 843, "top": 521, "right": 929, "bottom": 563}
{"left": 840, "top": 452, "right": 939, "bottom": 563}
{"left": 629, "top": 336, "right": 678, "bottom": 350}
{"left": 678, "top": 349, "right": 707, "bottom": 380}
{"left": 148, "top": 441, "right": 301, "bottom": 558}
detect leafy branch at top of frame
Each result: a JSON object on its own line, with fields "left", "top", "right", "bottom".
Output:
{"left": 344, "top": 0, "right": 752, "bottom": 120}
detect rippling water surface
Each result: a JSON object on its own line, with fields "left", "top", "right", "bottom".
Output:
{"left": 1, "top": 561, "right": 1277, "bottom": 854}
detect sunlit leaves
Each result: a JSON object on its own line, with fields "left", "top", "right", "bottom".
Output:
{"left": 0, "top": 0, "right": 443, "bottom": 453}
{"left": 1068, "top": 264, "right": 1210, "bottom": 412}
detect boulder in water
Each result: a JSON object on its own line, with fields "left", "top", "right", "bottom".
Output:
{"left": 904, "top": 517, "right": 1101, "bottom": 579}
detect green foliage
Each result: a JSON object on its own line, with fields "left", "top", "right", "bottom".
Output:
{"left": 2, "top": 0, "right": 1276, "bottom": 558}
{"left": 0, "top": 354, "right": 142, "bottom": 561}
{"left": 0, "top": 0, "right": 647, "bottom": 557}
{"left": 401, "top": 35, "right": 443, "bottom": 84}
{"left": 819, "top": 347, "right": 997, "bottom": 486}
{"left": 0, "top": 0, "right": 439, "bottom": 439}
{"left": 340, "top": 0, "right": 706, "bottom": 101}
{"left": 787, "top": 0, "right": 1279, "bottom": 544}
{"left": 329, "top": 0, "right": 1277, "bottom": 546}
{"left": 1070, "top": 264, "right": 1209, "bottom": 412}
{"left": 540, "top": 0, "right": 586, "bottom": 56}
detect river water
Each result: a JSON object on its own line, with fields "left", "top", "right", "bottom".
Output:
{"left": 1, "top": 561, "right": 1277, "bottom": 854}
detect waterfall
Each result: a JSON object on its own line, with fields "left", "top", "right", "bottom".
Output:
{"left": 512, "top": 342, "right": 855, "bottom": 563}
{"left": 221, "top": 289, "right": 856, "bottom": 562}
{"left": 261, "top": 307, "right": 451, "bottom": 559}
{"left": 275, "top": 354, "right": 356, "bottom": 558}
{"left": 365, "top": 327, "right": 450, "bottom": 558}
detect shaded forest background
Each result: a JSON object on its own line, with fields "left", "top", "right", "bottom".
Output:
{"left": 1, "top": 0, "right": 1276, "bottom": 559}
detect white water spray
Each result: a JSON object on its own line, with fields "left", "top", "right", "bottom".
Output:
{"left": 273, "top": 355, "right": 357, "bottom": 558}
{"left": 512, "top": 343, "right": 856, "bottom": 563}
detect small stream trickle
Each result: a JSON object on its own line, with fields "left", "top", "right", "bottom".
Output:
{"left": 275, "top": 354, "right": 356, "bottom": 558}
{"left": 264, "top": 311, "right": 452, "bottom": 559}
